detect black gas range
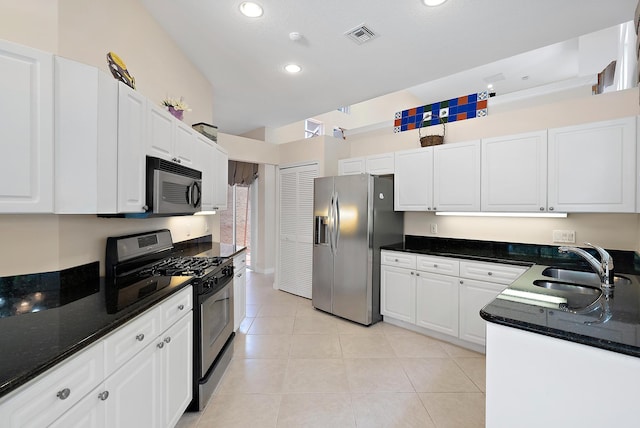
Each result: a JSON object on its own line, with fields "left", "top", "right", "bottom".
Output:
{"left": 105, "top": 229, "right": 236, "bottom": 411}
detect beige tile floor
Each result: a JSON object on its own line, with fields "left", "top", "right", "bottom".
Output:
{"left": 177, "top": 270, "right": 486, "bottom": 428}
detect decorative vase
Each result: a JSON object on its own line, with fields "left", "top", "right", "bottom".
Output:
{"left": 168, "top": 106, "right": 184, "bottom": 121}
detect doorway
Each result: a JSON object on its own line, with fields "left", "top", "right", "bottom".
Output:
{"left": 220, "top": 184, "right": 252, "bottom": 266}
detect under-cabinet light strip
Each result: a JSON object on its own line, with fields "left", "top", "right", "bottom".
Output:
{"left": 434, "top": 212, "right": 568, "bottom": 218}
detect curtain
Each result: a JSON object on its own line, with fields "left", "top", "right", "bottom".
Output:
{"left": 228, "top": 161, "right": 258, "bottom": 186}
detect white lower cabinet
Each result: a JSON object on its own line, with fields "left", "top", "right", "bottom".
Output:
{"left": 416, "top": 272, "right": 459, "bottom": 336}
{"left": 381, "top": 250, "right": 527, "bottom": 348}
{"left": 458, "top": 279, "right": 505, "bottom": 345}
{"left": 0, "top": 287, "right": 193, "bottom": 428}
{"left": 381, "top": 264, "right": 416, "bottom": 323}
{"left": 233, "top": 250, "right": 248, "bottom": 331}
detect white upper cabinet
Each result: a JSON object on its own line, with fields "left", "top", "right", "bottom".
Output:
{"left": 548, "top": 116, "right": 636, "bottom": 213}
{"left": 433, "top": 140, "right": 481, "bottom": 212}
{"left": 117, "top": 82, "right": 147, "bottom": 213}
{"left": 54, "top": 56, "right": 118, "bottom": 214}
{"left": 147, "top": 105, "right": 196, "bottom": 169}
{"left": 212, "top": 143, "right": 228, "bottom": 210}
{"left": 481, "top": 131, "right": 548, "bottom": 212}
{"left": 338, "top": 157, "right": 365, "bottom": 175}
{"left": 394, "top": 147, "right": 433, "bottom": 211}
{"left": 0, "top": 40, "right": 54, "bottom": 213}
{"left": 338, "top": 153, "right": 394, "bottom": 176}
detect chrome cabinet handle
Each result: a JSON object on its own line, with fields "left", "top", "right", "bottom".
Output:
{"left": 136, "top": 333, "right": 145, "bottom": 342}
{"left": 164, "top": 337, "right": 171, "bottom": 344}
{"left": 540, "top": 207, "right": 544, "bottom": 211}
{"left": 410, "top": 271, "right": 415, "bottom": 275}
{"left": 157, "top": 342, "right": 165, "bottom": 349}
{"left": 549, "top": 207, "right": 554, "bottom": 211}
{"left": 460, "top": 280, "right": 464, "bottom": 284}
{"left": 416, "top": 273, "right": 420, "bottom": 277}
{"left": 178, "top": 304, "right": 185, "bottom": 311}
{"left": 98, "top": 391, "right": 109, "bottom": 401}
{"left": 57, "top": 388, "right": 71, "bottom": 400}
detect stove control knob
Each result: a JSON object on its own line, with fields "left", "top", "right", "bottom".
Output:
{"left": 213, "top": 276, "right": 219, "bottom": 285}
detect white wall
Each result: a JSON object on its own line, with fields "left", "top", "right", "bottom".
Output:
{"left": 0, "top": 0, "right": 218, "bottom": 276}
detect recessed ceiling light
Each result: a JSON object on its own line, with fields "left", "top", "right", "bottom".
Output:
{"left": 239, "top": 2, "right": 263, "bottom": 18}
{"left": 422, "top": 0, "right": 447, "bottom": 6}
{"left": 284, "top": 64, "right": 301, "bottom": 73}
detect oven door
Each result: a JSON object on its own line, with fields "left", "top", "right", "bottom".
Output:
{"left": 199, "top": 280, "right": 234, "bottom": 377}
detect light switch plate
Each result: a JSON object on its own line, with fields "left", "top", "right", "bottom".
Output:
{"left": 430, "top": 223, "right": 438, "bottom": 234}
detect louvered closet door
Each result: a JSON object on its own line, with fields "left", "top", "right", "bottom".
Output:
{"left": 278, "top": 164, "right": 318, "bottom": 298}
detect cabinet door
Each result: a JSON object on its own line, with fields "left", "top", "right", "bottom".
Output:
{"left": 548, "top": 117, "right": 636, "bottom": 213}
{"left": 481, "top": 131, "right": 548, "bottom": 212}
{"left": 197, "top": 135, "right": 215, "bottom": 211}
{"left": 380, "top": 265, "right": 416, "bottom": 323}
{"left": 233, "top": 251, "right": 247, "bottom": 331}
{"left": 54, "top": 58, "right": 118, "bottom": 214}
{"left": 338, "top": 157, "right": 365, "bottom": 175}
{"left": 147, "top": 104, "right": 173, "bottom": 160}
{"left": 394, "top": 148, "right": 433, "bottom": 211}
{"left": 366, "top": 153, "right": 394, "bottom": 175}
{"left": 459, "top": 278, "right": 504, "bottom": 345}
{"left": 0, "top": 40, "right": 53, "bottom": 213}
{"left": 433, "top": 140, "right": 480, "bottom": 212}
{"left": 161, "top": 314, "right": 193, "bottom": 428}
{"left": 49, "top": 384, "right": 106, "bottom": 428}
{"left": 117, "top": 83, "right": 147, "bottom": 213}
{"left": 104, "top": 341, "right": 162, "bottom": 428}
{"left": 416, "top": 272, "right": 459, "bottom": 336}
{"left": 212, "top": 144, "right": 229, "bottom": 210}
{"left": 174, "top": 121, "right": 196, "bottom": 168}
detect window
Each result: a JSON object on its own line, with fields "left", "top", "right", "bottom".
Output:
{"left": 304, "top": 118, "right": 324, "bottom": 139}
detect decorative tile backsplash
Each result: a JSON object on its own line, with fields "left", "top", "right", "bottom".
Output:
{"left": 394, "top": 91, "right": 489, "bottom": 133}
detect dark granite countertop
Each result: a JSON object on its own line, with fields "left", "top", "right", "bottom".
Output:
{"left": 382, "top": 236, "right": 640, "bottom": 357}
{"left": 0, "top": 236, "right": 232, "bottom": 399}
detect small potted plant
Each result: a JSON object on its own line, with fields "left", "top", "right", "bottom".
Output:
{"left": 162, "top": 97, "right": 191, "bottom": 120}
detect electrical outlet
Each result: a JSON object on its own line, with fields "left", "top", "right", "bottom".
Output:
{"left": 430, "top": 223, "right": 438, "bottom": 234}
{"left": 552, "top": 230, "right": 575, "bottom": 243}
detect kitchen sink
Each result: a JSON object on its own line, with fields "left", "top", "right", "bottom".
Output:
{"left": 533, "top": 279, "right": 602, "bottom": 295}
{"left": 532, "top": 279, "right": 602, "bottom": 311}
{"left": 541, "top": 267, "right": 631, "bottom": 287}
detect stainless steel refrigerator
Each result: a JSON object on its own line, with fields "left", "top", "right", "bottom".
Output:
{"left": 312, "top": 174, "right": 404, "bottom": 325}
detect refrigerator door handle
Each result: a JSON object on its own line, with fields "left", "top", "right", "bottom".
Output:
{"left": 334, "top": 193, "right": 341, "bottom": 253}
{"left": 328, "top": 193, "right": 335, "bottom": 254}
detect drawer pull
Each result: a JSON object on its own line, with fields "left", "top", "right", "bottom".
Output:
{"left": 487, "top": 272, "right": 493, "bottom": 276}
{"left": 57, "top": 388, "right": 71, "bottom": 400}
{"left": 416, "top": 273, "right": 420, "bottom": 277}
{"left": 394, "top": 258, "right": 399, "bottom": 262}
{"left": 164, "top": 336, "right": 171, "bottom": 344}
{"left": 178, "top": 304, "right": 185, "bottom": 311}
{"left": 460, "top": 280, "right": 464, "bottom": 284}
{"left": 136, "top": 333, "right": 145, "bottom": 342}
{"left": 410, "top": 271, "right": 415, "bottom": 275}
{"left": 433, "top": 264, "right": 438, "bottom": 268}
{"left": 157, "top": 342, "right": 165, "bottom": 349}
{"left": 98, "top": 391, "right": 109, "bottom": 401}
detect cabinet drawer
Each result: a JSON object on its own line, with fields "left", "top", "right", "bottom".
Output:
{"left": 0, "top": 343, "right": 104, "bottom": 428}
{"left": 416, "top": 255, "right": 460, "bottom": 276}
{"left": 161, "top": 286, "right": 193, "bottom": 332}
{"left": 104, "top": 306, "right": 161, "bottom": 376}
{"left": 459, "top": 261, "right": 527, "bottom": 285}
{"left": 234, "top": 251, "right": 247, "bottom": 271}
{"left": 381, "top": 251, "right": 416, "bottom": 269}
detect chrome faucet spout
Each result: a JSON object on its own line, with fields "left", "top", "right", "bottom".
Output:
{"left": 558, "top": 243, "right": 614, "bottom": 288}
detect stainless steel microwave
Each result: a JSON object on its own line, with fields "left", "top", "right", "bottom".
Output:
{"left": 146, "top": 156, "right": 202, "bottom": 215}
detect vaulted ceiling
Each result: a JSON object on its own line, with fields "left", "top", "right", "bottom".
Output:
{"left": 142, "top": 0, "right": 637, "bottom": 135}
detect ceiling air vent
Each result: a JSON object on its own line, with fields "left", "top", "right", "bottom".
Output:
{"left": 344, "top": 24, "right": 378, "bottom": 45}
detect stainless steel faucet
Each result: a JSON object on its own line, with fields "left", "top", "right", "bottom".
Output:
{"left": 558, "top": 243, "right": 614, "bottom": 288}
